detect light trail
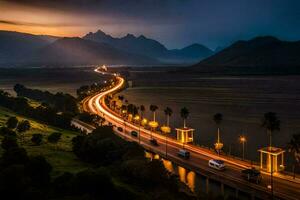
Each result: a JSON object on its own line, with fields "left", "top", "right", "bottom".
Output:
{"left": 81, "top": 67, "right": 300, "bottom": 200}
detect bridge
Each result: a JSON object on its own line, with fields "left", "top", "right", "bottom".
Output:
{"left": 82, "top": 68, "right": 300, "bottom": 200}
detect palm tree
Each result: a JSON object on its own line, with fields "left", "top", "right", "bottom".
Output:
{"left": 137, "top": 105, "right": 145, "bottom": 144}
{"left": 164, "top": 107, "right": 173, "bottom": 127}
{"left": 149, "top": 105, "right": 158, "bottom": 139}
{"left": 262, "top": 112, "right": 280, "bottom": 199}
{"left": 121, "top": 104, "right": 127, "bottom": 133}
{"left": 180, "top": 107, "right": 189, "bottom": 128}
{"left": 140, "top": 105, "right": 145, "bottom": 121}
{"left": 150, "top": 105, "right": 158, "bottom": 122}
{"left": 213, "top": 113, "right": 223, "bottom": 151}
{"left": 287, "top": 133, "right": 300, "bottom": 179}
{"left": 262, "top": 112, "right": 280, "bottom": 148}
{"left": 163, "top": 107, "right": 173, "bottom": 157}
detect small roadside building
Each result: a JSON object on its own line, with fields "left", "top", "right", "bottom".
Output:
{"left": 176, "top": 127, "right": 194, "bottom": 144}
{"left": 258, "top": 146, "right": 285, "bottom": 173}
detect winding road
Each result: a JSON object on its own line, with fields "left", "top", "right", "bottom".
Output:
{"left": 82, "top": 68, "right": 300, "bottom": 200}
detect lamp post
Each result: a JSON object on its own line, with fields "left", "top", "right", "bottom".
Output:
{"left": 149, "top": 121, "right": 158, "bottom": 139}
{"left": 239, "top": 135, "right": 246, "bottom": 160}
{"left": 134, "top": 115, "right": 141, "bottom": 143}
{"left": 214, "top": 128, "right": 223, "bottom": 155}
{"left": 122, "top": 109, "right": 127, "bottom": 133}
{"left": 161, "top": 126, "right": 171, "bottom": 157}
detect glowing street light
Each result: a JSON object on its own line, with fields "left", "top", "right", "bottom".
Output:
{"left": 161, "top": 125, "right": 171, "bottom": 157}
{"left": 239, "top": 135, "right": 246, "bottom": 160}
{"left": 214, "top": 128, "right": 223, "bottom": 154}
{"left": 134, "top": 115, "right": 140, "bottom": 121}
{"left": 148, "top": 121, "right": 158, "bottom": 129}
{"left": 141, "top": 118, "right": 148, "bottom": 126}
{"left": 134, "top": 115, "right": 141, "bottom": 143}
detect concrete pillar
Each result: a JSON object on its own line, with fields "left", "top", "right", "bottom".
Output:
{"left": 206, "top": 177, "right": 209, "bottom": 194}
{"left": 251, "top": 191, "right": 255, "bottom": 200}
{"left": 221, "top": 183, "right": 224, "bottom": 195}
{"left": 235, "top": 189, "right": 239, "bottom": 198}
{"left": 260, "top": 152, "right": 263, "bottom": 169}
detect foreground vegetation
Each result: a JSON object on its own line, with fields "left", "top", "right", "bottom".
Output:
{"left": 0, "top": 106, "right": 88, "bottom": 176}
{"left": 0, "top": 84, "right": 196, "bottom": 200}
{"left": 0, "top": 108, "right": 194, "bottom": 199}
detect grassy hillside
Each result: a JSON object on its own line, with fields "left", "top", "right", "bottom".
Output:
{"left": 0, "top": 106, "right": 90, "bottom": 177}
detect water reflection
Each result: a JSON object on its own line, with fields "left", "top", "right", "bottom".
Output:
{"left": 187, "top": 171, "right": 196, "bottom": 192}
{"left": 178, "top": 166, "right": 187, "bottom": 183}
{"left": 162, "top": 159, "right": 175, "bottom": 173}
{"left": 145, "top": 151, "right": 195, "bottom": 192}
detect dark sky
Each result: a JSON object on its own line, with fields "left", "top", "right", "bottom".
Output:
{"left": 1, "top": 0, "right": 300, "bottom": 49}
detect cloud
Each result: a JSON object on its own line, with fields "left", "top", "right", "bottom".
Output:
{"left": 2, "top": 0, "right": 187, "bottom": 23}
{"left": 0, "top": 20, "right": 79, "bottom": 27}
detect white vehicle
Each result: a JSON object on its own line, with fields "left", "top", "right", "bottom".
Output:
{"left": 208, "top": 159, "right": 225, "bottom": 170}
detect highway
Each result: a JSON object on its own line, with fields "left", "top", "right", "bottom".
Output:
{"left": 82, "top": 68, "right": 300, "bottom": 200}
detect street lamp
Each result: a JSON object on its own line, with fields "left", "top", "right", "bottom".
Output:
{"left": 149, "top": 120, "right": 158, "bottom": 139}
{"left": 161, "top": 125, "right": 171, "bottom": 157}
{"left": 141, "top": 118, "right": 148, "bottom": 126}
{"left": 239, "top": 135, "right": 246, "bottom": 160}
{"left": 214, "top": 128, "right": 223, "bottom": 155}
{"left": 134, "top": 115, "right": 141, "bottom": 143}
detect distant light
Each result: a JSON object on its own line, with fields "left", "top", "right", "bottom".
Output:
{"left": 141, "top": 118, "right": 148, "bottom": 125}
{"left": 149, "top": 121, "right": 159, "bottom": 128}
{"left": 239, "top": 136, "right": 246, "bottom": 143}
{"left": 161, "top": 126, "right": 171, "bottom": 133}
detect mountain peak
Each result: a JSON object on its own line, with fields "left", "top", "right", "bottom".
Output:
{"left": 124, "top": 33, "right": 136, "bottom": 39}
{"left": 96, "top": 29, "right": 106, "bottom": 34}
{"left": 138, "top": 35, "right": 146, "bottom": 39}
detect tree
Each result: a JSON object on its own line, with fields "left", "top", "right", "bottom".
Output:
{"left": 95, "top": 115, "right": 105, "bottom": 126}
{"left": 164, "top": 107, "right": 173, "bottom": 127}
{"left": 0, "top": 127, "right": 17, "bottom": 137}
{"left": 180, "top": 107, "right": 189, "bottom": 128}
{"left": 17, "top": 120, "right": 31, "bottom": 144}
{"left": 118, "top": 95, "right": 124, "bottom": 102}
{"left": 6, "top": 116, "right": 18, "bottom": 129}
{"left": 149, "top": 105, "right": 158, "bottom": 121}
{"left": 262, "top": 112, "right": 280, "bottom": 148}
{"left": 287, "top": 133, "right": 300, "bottom": 179}
{"left": 48, "top": 132, "right": 62, "bottom": 149}
{"left": 25, "top": 155, "right": 52, "bottom": 187}
{"left": 2, "top": 147, "right": 29, "bottom": 166}
{"left": 140, "top": 105, "right": 145, "bottom": 119}
{"left": 73, "top": 168, "right": 116, "bottom": 198}
{"left": 1, "top": 136, "right": 18, "bottom": 151}
{"left": 31, "top": 134, "right": 43, "bottom": 145}
{"left": 262, "top": 112, "right": 280, "bottom": 199}
{"left": 127, "top": 104, "right": 138, "bottom": 117}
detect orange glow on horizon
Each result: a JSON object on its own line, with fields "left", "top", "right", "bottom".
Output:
{"left": 0, "top": 1, "right": 112, "bottom": 37}
{"left": 0, "top": 25, "right": 82, "bottom": 37}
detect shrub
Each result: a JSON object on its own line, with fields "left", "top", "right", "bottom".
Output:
{"left": 17, "top": 120, "right": 31, "bottom": 133}
{"left": 47, "top": 132, "right": 62, "bottom": 144}
{"left": 1, "top": 136, "right": 18, "bottom": 150}
{"left": 31, "top": 134, "right": 43, "bottom": 145}
{"left": 0, "top": 127, "right": 17, "bottom": 137}
{"left": 6, "top": 116, "right": 18, "bottom": 129}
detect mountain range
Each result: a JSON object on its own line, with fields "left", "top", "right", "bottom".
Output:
{"left": 191, "top": 36, "right": 300, "bottom": 74}
{"left": 1, "top": 30, "right": 300, "bottom": 73}
{"left": 83, "top": 30, "right": 213, "bottom": 63}
{"left": 0, "top": 30, "right": 213, "bottom": 66}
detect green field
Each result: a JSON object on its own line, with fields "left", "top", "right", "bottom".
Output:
{"left": 0, "top": 106, "right": 90, "bottom": 177}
